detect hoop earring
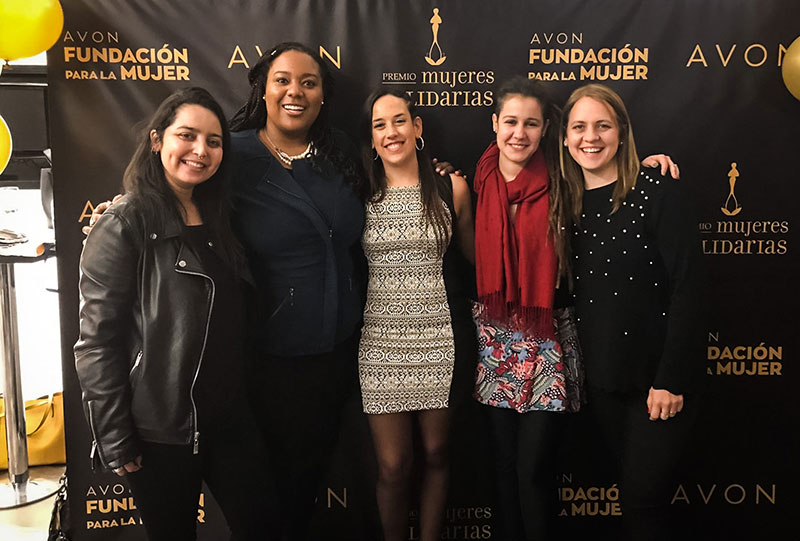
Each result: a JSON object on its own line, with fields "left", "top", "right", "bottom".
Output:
{"left": 372, "top": 148, "right": 379, "bottom": 161}
{"left": 415, "top": 137, "right": 425, "bottom": 151}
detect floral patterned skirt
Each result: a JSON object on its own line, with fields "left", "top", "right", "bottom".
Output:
{"left": 473, "top": 304, "right": 585, "bottom": 413}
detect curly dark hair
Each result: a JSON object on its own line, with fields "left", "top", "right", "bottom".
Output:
{"left": 229, "top": 41, "right": 357, "bottom": 183}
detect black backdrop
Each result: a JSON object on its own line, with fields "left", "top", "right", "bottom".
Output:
{"left": 47, "top": 1, "right": 799, "bottom": 539}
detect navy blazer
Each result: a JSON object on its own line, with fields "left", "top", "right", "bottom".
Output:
{"left": 229, "top": 129, "right": 365, "bottom": 357}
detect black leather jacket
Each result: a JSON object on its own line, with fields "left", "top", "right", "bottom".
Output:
{"left": 74, "top": 195, "right": 231, "bottom": 470}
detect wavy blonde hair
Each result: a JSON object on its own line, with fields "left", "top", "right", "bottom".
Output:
{"left": 558, "top": 84, "right": 640, "bottom": 222}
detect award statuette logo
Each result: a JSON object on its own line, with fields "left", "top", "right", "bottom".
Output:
{"left": 425, "top": 8, "right": 446, "bottom": 66}
{"left": 721, "top": 162, "right": 742, "bottom": 216}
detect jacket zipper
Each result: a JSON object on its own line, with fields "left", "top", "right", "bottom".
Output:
{"left": 86, "top": 402, "right": 106, "bottom": 470}
{"left": 129, "top": 350, "right": 143, "bottom": 377}
{"left": 175, "top": 267, "right": 215, "bottom": 455}
{"left": 268, "top": 287, "right": 294, "bottom": 320}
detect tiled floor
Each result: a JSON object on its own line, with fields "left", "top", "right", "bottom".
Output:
{"left": 1, "top": 188, "right": 64, "bottom": 537}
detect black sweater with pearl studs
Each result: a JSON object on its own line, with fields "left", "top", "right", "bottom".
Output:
{"left": 571, "top": 168, "right": 706, "bottom": 395}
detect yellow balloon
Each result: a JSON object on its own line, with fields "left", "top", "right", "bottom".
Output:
{"left": 0, "top": 0, "right": 64, "bottom": 62}
{"left": 0, "top": 115, "right": 11, "bottom": 176}
{"left": 783, "top": 36, "right": 800, "bottom": 101}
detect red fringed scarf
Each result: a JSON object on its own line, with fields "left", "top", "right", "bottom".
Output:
{"left": 474, "top": 142, "right": 557, "bottom": 339}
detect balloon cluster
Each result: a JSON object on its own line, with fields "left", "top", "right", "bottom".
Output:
{"left": 0, "top": 0, "right": 63, "bottom": 174}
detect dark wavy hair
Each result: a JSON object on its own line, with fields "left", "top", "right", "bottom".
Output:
{"left": 229, "top": 41, "right": 357, "bottom": 182}
{"left": 494, "top": 76, "right": 571, "bottom": 283}
{"left": 359, "top": 88, "right": 451, "bottom": 256}
{"left": 122, "top": 86, "right": 244, "bottom": 270}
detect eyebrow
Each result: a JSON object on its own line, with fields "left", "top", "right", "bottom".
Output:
{"left": 373, "top": 113, "right": 406, "bottom": 123}
{"left": 174, "top": 125, "right": 222, "bottom": 137}
{"left": 272, "top": 70, "right": 319, "bottom": 78}
{"left": 501, "top": 114, "right": 540, "bottom": 121}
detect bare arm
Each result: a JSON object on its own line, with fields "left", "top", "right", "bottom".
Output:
{"left": 450, "top": 173, "right": 474, "bottom": 265}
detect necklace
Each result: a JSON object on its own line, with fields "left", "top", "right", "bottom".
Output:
{"left": 261, "top": 129, "right": 314, "bottom": 167}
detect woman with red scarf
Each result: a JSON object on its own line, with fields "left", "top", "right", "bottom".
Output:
{"left": 472, "top": 76, "right": 579, "bottom": 541}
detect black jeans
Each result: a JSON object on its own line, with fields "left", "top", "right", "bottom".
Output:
{"left": 125, "top": 415, "right": 279, "bottom": 541}
{"left": 252, "top": 332, "right": 360, "bottom": 541}
{"left": 487, "top": 406, "right": 563, "bottom": 541}
{"left": 585, "top": 387, "right": 697, "bottom": 541}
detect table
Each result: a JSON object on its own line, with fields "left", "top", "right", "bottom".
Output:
{"left": 0, "top": 246, "right": 61, "bottom": 508}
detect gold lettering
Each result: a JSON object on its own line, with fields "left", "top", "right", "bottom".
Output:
{"left": 319, "top": 45, "right": 341, "bottom": 69}
{"left": 686, "top": 45, "right": 708, "bottom": 67}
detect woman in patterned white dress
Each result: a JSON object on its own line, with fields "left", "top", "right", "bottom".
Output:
{"left": 357, "top": 88, "right": 474, "bottom": 541}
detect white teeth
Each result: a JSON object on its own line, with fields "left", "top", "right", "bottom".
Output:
{"left": 385, "top": 142, "right": 403, "bottom": 150}
{"left": 283, "top": 104, "right": 304, "bottom": 111}
{"left": 582, "top": 148, "right": 601, "bottom": 153}
{"left": 182, "top": 160, "right": 205, "bottom": 168}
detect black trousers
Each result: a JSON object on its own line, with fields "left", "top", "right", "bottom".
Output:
{"left": 585, "top": 386, "right": 697, "bottom": 541}
{"left": 252, "top": 332, "right": 359, "bottom": 541}
{"left": 125, "top": 415, "right": 279, "bottom": 541}
{"left": 487, "top": 406, "right": 563, "bottom": 541}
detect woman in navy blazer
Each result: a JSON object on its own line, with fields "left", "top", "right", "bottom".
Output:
{"left": 226, "top": 42, "right": 365, "bottom": 541}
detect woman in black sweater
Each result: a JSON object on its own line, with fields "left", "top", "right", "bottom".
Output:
{"left": 559, "top": 84, "right": 705, "bottom": 540}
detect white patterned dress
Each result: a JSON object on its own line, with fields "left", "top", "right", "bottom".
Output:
{"left": 358, "top": 184, "right": 455, "bottom": 414}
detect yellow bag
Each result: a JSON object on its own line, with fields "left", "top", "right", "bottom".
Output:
{"left": 0, "top": 392, "right": 67, "bottom": 470}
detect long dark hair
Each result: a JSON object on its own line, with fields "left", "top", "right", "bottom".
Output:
{"left": 494, "top": 76, "right": 570, "bottom": 282}
{"left": 359, "top": 88, "right": 450, "bottom": 256}
{"left": 123, "top": 86, "right": 244, "bottom": 270}
{"left": 229, "top": 41, "right": 357, "bottom": 182}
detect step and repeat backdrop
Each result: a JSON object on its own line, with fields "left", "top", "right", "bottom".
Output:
{"left": 48, "top": 1, "right": 798, "bottom": 539}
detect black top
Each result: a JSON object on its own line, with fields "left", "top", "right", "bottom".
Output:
{"left": 182, "top": 225, "right": 247, "bottom": 427}
{"left": 229, "top": 129, "right": 366, "bottom": 357}
{"left": 571, "top": 169, "right": 705, "bottom": 394}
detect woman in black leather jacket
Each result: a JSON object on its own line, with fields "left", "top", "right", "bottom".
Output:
{"left": 74, "top": 87, "right": 278, "bottom": 541}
